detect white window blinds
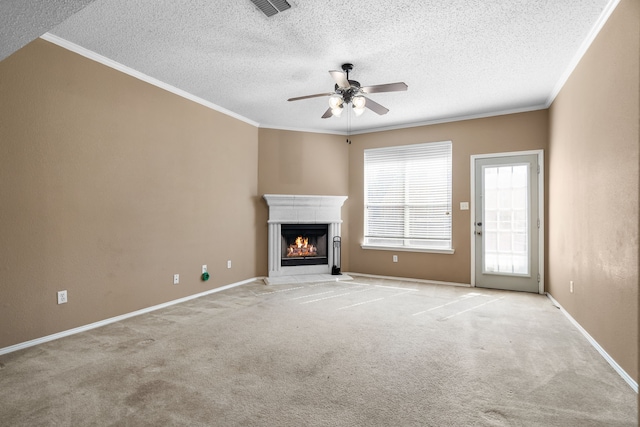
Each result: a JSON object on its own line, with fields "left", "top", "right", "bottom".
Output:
{"left": 364, "top": 141, "right": 452, "bottom": 250}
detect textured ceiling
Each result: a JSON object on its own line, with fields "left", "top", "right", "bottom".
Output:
{"left": 9, "top": 0, "right": 617, "bottom": 133}
{"left": 0, "top": 0, "right": 99, "bottom": 62}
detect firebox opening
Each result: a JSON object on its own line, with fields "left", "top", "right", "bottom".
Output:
{"left": 281, "top": 224, "right": 329, "bottom": 267}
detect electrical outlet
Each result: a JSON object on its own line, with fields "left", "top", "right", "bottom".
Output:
{"left": 57, "top": 290, "right": 67, "bottom": 304}
{"left": 570, "top": 280, "right": 574, "bottom": 293}
{"left": 174, "top": 274, "right": 180, "bottom": 285}
{"left": 202, "top": 265, "right": 207, "bottom": 274}
{"left": 227, "top": 260, "right": 232, "bottom": 269}
{"left": 393, "top": 255, "right": 398, "bottom": 263}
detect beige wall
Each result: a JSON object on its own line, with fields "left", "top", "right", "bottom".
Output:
{"left": 257, "top": 129, "right": 350, "bottom": 274}
{"left": 548, "top": 0, "right": 639, "bottom": 381}
{"left": 347, "top": 111, "right": 548, "bottom": 283}
{"left": 0, "top": 39, "right": 260, "bottom": 348}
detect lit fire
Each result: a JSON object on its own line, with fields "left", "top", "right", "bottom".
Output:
{"left": 287, "top": 236, "right": 317, "bottom": 257}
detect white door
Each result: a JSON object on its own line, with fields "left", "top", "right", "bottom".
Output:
{"left": 473, "top": 153, "right": 542, "bottom": 293}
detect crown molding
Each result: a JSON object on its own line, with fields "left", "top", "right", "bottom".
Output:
{"left": 258, "top": 123, "right": 347, "bottom": 135}
{"left": 545, "top": 0, "right": 621, "bottom": 107}
{"left": 40, "top": 33, "right": 260, "bottom": 128}
{"left": 348, "top": 105, "right": 548, "bottom": 135}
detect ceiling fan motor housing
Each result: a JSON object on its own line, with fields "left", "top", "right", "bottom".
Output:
{"left": 335, "top": 80, "right": 361, "bottom": 104}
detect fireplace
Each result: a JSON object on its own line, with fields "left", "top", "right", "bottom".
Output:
{"left": 281, "top": 224, "right": 329, "bottom": 267}
{"left": 263, "top": 194, "right": 347, "bottom": 278}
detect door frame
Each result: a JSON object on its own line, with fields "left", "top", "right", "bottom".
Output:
{"left": 470, "top": 150, "right": 545, "bottom": 294}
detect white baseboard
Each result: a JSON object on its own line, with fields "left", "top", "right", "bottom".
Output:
{"left": 345, "top": 272, "right": 471, "bottom": 288}
{"left": 546, "top": 293, "right": 638, "bottom": 393}
{"left": 0, "top": 277, "right": 260, "bottom": 356}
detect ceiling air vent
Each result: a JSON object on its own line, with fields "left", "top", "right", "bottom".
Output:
{"left": 249, "top": 0, "right": 291, "bottom": 17}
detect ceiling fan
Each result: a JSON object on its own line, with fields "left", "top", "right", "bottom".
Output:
{"left": 287, "top": 63, "right": 408, "bottom": 119}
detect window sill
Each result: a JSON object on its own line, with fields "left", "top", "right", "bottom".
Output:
{"left": 361, "top": 244, "right": 455, "bottom": 255}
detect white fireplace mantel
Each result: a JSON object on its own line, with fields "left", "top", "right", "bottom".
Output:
{"left": 263, "top": 194, "right": 347, "bottom": 278}
{"left": 263, "top": 194, "right": 348, "bottom": 224}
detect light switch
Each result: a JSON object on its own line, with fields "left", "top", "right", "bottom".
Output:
{"left": 460, "top": 202, "right": 469, "bottom": 210}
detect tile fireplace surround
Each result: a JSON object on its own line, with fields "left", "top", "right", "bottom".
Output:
{"left": 263, "top": 194, "right": 347, "bottom": 282}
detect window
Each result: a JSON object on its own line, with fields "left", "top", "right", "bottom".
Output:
{"left": 363, "top": 141, "right": 453, "bottom": 253}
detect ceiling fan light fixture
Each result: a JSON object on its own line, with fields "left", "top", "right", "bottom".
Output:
{"left": 353, "top": 106, "right": 365, "bottom": 116}
{"left": 352, "top": 95, "right": 366, "bottom": 109}
{"left": 331, "top": 105, "right": 343, "bottom": 117}
{"left": 329, "top": 94, "right": 343, "bottom": 109}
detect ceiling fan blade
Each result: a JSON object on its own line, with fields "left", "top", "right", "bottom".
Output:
{"left": 288, "top": 92, "right": 334, "bottom": 102}
{"left": 363, "top": 96, "right": 389, "bottom": 115}
{"left": 361, "top": 82, "right": 408, "bottom": 94}
{"left": 329, "top": 70, "right": 350, "bottom": 89}
{"left": 321, "top": 108, "right": 333, "bottom": 119}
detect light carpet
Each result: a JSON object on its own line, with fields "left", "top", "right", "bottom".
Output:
{"left": 0, "top": 276, "right": 636, "bottom": 426}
